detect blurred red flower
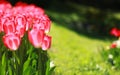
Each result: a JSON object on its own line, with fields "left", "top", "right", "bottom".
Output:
{"left": 110, "top": 43, "right": 117, "bottom": 48}
{"left": 110, "top": 28, "right": 120, "bottom": 37}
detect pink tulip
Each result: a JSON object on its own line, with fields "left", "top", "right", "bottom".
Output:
{"left": 42, "top": 19, "right": 51, "bottom": 33}
{"left": 32, "top": 23, "right": 45, "bottom": 30}
{"left": 40, "top": 15, "right": 51, "bottom": 33}
{"left": 15, "top": 26, "right": 26, "bottom": 38}
{"left": 28, "top": 29, "right": 44, "bottom": 48}
{"left": 0, "top": 25, "right": 2, "bottom": 33}
{"left": 42, "top": 35, "right": 51, "bottom": 50}
{"left": 2, "top": 13, "right": 15, "bottom": 33}
{"left": 0, "top": 17, "right": 3, "bottom": 33}
{"left": 3, "top": 18, "right": 16, "bottom": 34}
{"left": 14, "top": 14, "right": 26, "bottom": 26}
{"left": 33, "top": 15, "right": 51, "bottom": 33}
{"left": 0, "top": 10, "right": 3, "bottom": 32}
{"left": 25, "top": 14, "right": 33, "bottom": 31}
{"left": 3, "top": 33, "right": 21, "bottom": 50}
{"left": 0, "top": 1, "right": 12, "bottom": 10}
{"left": 15, "top": 14, "right": 26, "bottom": 37}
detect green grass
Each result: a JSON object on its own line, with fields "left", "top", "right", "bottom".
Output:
{"left": 48, "top": 22, "right": 111, "bottom": 75}
{"left": 46, "top": 2, "right": 120, "bottom": 75}
{"left": 48, "top": 22, "right": 120, "bottom": 75}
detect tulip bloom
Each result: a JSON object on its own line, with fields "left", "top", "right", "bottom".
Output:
{"left": 42, "top": 35, "right": 51, "bottom": 50}
{"left": 2, "top": 13, "right": 15, "bottom": 34}
{"left": 3, "top": 33, "right": 21, "bottom": 50}
{"left": 33, "top": 15, "right": 51, "bottom": 33}
{"left": 0, "top": 1, "right": 12, "bottom": 10}
{"left": 3, "top": 19, "right": 16, "bottom": 34}
{"left": 40, "top": 15, "right": 51, "bottom": 33}
{"left": 28, "top": 29, "right": 44, "bottom": 48}
{"left": 25, "top": 14, "right": 33, "bottom": 31}
{"left": 0, "top": 19, "right": 3, "bottom": 33}
{"left": 15, "top": 14, "right": 26, "bottom": 37}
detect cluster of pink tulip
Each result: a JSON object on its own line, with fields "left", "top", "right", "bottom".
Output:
{"left": 0, "top": 1, "right": 51, "bottom": 51}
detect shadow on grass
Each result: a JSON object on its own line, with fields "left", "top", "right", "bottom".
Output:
{"left": 45, "top": 1, "right": 120, "bottom": 41}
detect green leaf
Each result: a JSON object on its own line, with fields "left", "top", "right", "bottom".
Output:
{"left": 2, "top": 52, "right": 6, "bottom": 66}
{"left": 23, "top": 57, "right": 31, "bottom": 73}
{"left": 46, "top": 60, "right": 55, "bottom": 75}
{"left": 13, "top": 52, "right": 20, "bottom": 65}
{"left": 1, "top": 52, "right": 6, "bottom": 75}
{"left": 49, "top": 66, "right": 56, "bottom": 75}
{"left": 23, "top": 66, "right": 32, "bottom": 75}
{"left": 46, "top": 59, "right": 50, "bottom": 75}
{"left": 8, "top": 65, "right": 13, "bottom": 75}
{"left": 0, "top": 63, "right": 3, "bottom": 75}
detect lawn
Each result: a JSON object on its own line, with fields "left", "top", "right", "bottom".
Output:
{"left": 48, "top": 22, "right": 120, "bottom": 75}
{"left": 45, "top": 2, "right": 120, "bottom": 75}
{"left": 48, "top": 22, "right": 111, "bottom": 75}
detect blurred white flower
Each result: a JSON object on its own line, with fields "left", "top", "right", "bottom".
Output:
{"left": 116, "top": 40, "right": 120, "bottom": 48}
{"left": 106, "top": 46, "right": 110, "bottom": 50}
{"left": 108, "top": 54, "right": 113, "bottom": 59}
{"left": 50, "top": 61, "right": 55, "bottom": 68}
{"left": 112, "top": 40, "right": 120, "bottom": 48}
{"left": 96, "top": 64, "right": 100, "bottom": 69}
{"left": 96, "top": 64, "right": 103, "bottom": 71}
{"left": 111, "top": 66, "right": 116, "bottom": 70}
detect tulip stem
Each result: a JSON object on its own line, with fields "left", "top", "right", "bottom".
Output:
{"left": 38, "top": 49, "right": 49, "bottom": 75}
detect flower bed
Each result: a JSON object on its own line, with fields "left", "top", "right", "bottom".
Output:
{"left": 0, "top": 1, "right": 54, "bottom": 75}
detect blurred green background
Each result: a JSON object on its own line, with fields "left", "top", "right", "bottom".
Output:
{"left": 9, "top": 0, "right": 120, "bottom": 74}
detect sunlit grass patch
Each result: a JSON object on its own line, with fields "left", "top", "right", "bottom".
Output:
{"left": 48, "top": 22, "right": 111, "bottom": 74}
